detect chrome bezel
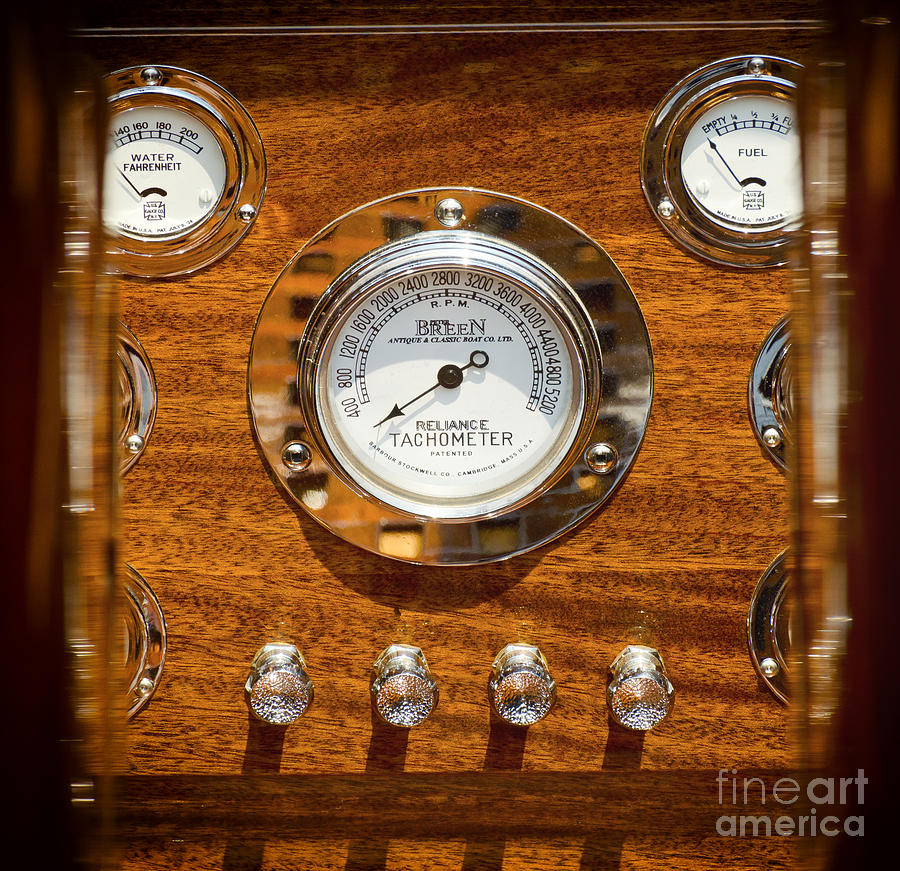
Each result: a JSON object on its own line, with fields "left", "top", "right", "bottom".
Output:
{"left": 103, "top": 66, "right": 266, "bottom": 277}
{"left": 248, "top": 187, "right": 653, "bottom": 565}
{"left": 749, "top": 315, "right": 791, "bottom": 470}
{"left": 748, "top": 550, "right": 790, "bottom": 703}
{"left": 117, "top": 322, "right": 157, "bottom": 474}
{"left": 641, "top": 55, "right": 802, "bottom": 268}
{"left": 123, "top": 564, "right": 166, "bottom": 718}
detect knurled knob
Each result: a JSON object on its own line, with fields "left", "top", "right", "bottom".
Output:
{"left": 488, "top": 643, "right": 557, "bottom": 726}
{"left": 607, "top": 644, "right": 674, "bottom": 731}
{"left": 370, "top": 644, "right": 438, "bottom": 727}
{"left": 245, "top": 643, "right": 313, "bottom": 725}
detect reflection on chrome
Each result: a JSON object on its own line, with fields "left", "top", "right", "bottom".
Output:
{"left": 123, "top": 565, "right": 166, "bottom": 718}
{"left": 117, "top": 323, "right": 157, "bottom": 475}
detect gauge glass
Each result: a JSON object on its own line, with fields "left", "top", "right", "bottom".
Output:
{"left": 680, "top": 94, "right": 800, "bottom": 231}
{"left": 103, "top": 105, "right": 227, "bottom": 239}
{"left": 313, "top": 256, "right": 586, "bottom": 520}
{"left": 249, "top": 187, "right": 653, "bottom": 565}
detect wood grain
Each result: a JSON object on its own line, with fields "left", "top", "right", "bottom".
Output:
{"left": 80, "top": 5, "right": 822, "bottom": 868}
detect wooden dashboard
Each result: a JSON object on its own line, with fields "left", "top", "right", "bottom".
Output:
{"left": 78, "top": 3, "right": 824, "bottom": 868}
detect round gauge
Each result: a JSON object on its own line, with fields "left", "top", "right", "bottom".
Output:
{"left": 308, "top": 235, "right": 590, "bottom": 520}
{"left": 102, "top": 66, "right": 266, "bottom": 277}
{"left": 641, "top": 55, "right": 802, "bottom": 268}
{"left": 748, "top": 315, "right": 791, "bottom": 471}
{"left": 249, "top": 188, "right": 654, "bottom": 565}
{"left": 105, "top": 105, "right": 227, "bottom": 238}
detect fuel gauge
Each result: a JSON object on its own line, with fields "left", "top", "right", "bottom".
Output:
{"left": 641, "top": 55, "right": 802, "bottom": 268}
{"left": 680, "top": 94, "right": 800, "bottom": 231}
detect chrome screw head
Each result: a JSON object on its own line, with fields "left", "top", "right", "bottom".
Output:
{"left": 762, "top": 426, "right": 783, "bottom": 449}
{"left": 282, "top": 441, "right": 312, "bottom": 471}
{"left": 585, "top": 442, "right": 618, "bottom": 475}
{"left": 657, "top": 198, "right": 675, "bottom": 219}
{"left": 747, "top": 57, "right": 768, "bottom": 75}
{"left": 140, "top": 67, "right": 162, "bottom": 85}
{"left": 125, "top": 434, "right": 145, "bottom": 454}
{"left": 237, "top": 203, "right": 257, "bottom": 223}
{"left": 760, "top": 657, "right": 781, "bottom": 677}
{"left": 138, "top": 677, "right": 155, "bottom": 696}
{"left": 435, "top": 198, "right": 465, "bottom": 227}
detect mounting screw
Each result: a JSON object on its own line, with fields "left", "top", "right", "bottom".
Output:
{"left": 140, "top": 67, "right": 162, "bottom": 86}
{"left": 282, "top": 441, "right": 311, "bottom": 471}
{"left": 657, "top": 198, "right": 675, "bottom": 219}
{"left": 747, "top": 57, "right": 767, "bottom": 76}
{"left": 138, "top": 677, "right": 155, "bottom": 696}
{"left": 237, "top": 204, "right": 257, "bottom": 223}
{"left": 435, "top": 198, "right": 465, "bottom": 228}
{"left": 762, "top": 426, "right": 783, "bottom": 449}
{"left": 585, "top": 442, "right": 618, "bottom": 475}
{"left": 760, "top": 657, "right": 780, "bottom": 677}
{"left": 125, "top": 434, "right": 145, "bottom": 454}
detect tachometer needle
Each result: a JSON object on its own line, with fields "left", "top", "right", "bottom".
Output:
{"left": 373, "top": 350, "right": 489, "bottom": 427}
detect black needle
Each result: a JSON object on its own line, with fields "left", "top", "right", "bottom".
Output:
{"left": 706, "top": 137, "right": 743, "bottom": 187}
{"left": 117, "top": 168, "right": 144, "bottom": 198}
{"left": 118, "top": 169, "right": 168, "bottom": 198}
{"left": 373, "top": 350, "right": 489, "bottom": 427}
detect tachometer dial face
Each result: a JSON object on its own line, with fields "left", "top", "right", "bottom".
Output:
{"left": 312, "top": 250, "right": 586, "bottom": 520}
{"left": 102, "top": 66, "right": 266, "bottom": 277}
{"left": 641, "top": 55, "right": 802, "bottom": 268}
{"left": 249, "top": 188, "right": 654, "bottom": 565}
{"left": 104, "top": 105, "right": 227, "bottom": 238}
{"left": 680, "top": 95, "right": 800, "bottom": 231}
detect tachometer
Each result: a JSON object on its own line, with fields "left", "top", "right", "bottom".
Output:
{"left": 249, "top": 188, "right": 653, "bottom": 564}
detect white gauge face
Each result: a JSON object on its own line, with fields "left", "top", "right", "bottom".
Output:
{"left": 680, "top": 94, "right": 800, "bottom": 231}
{"left": 314, "top": 261, "right": 586, "bottom": 519}
{"left": 103, "top": 105, "right": 227, "bottom": 238}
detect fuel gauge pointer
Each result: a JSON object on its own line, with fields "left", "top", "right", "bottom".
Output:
{"left": 707, "top": 139, "right": 767, "bottom": 189}
{"left": 374, "top": 350, "right": 489, "bottom": 427}
{"left": 706, "top": 138, "right": 743, "bottom": 188}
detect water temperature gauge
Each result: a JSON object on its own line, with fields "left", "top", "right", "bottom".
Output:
{"left": 641, "top": 55, "right": 802, "bottom": 267}
{"left": 249, "top": 188, "right": 653, "bottom": 565}
{"left": 102, "top": 66, "right": 266, "bottom": 277}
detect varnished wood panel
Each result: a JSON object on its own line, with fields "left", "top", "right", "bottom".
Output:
{"left": 81, "top": 5, "right": 822, "bottom": 868}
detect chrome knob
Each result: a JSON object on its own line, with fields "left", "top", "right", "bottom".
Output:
{"left": 607, "top": 644, "right": 674, "bottom": 731}
{"left": 245, "top": 643, "right": 313, "bottom": 725}
{"left": 371, "top": 643, "right": 438, "bottom": 727}
{"left": 489, "top": 643, "right": 557, "bottom": 726}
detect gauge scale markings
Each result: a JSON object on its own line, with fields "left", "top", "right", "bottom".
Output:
{"left": 711, "top": 119, "right": 792, "bottom": 135}
{"left": 250, "top": 190, "right": 654, "bottom": 560}
{"left": 641, "top": 55, "right": 802, "bottom": 266}
{"left": 114, "top": 129, "right": 205, "bottom": 154}
{"left": 335, "top": 282, "right": 561, "bottom": 416}
{"left": 314, "top": 258, "right": 582, "bottom": 518}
